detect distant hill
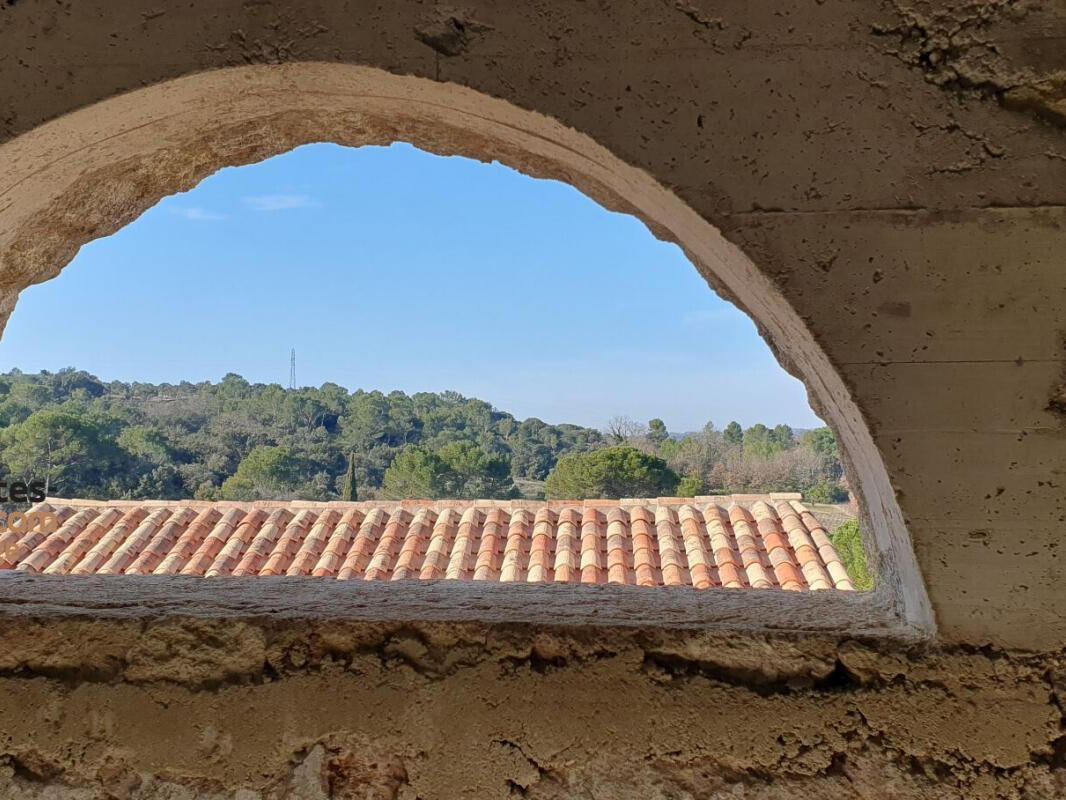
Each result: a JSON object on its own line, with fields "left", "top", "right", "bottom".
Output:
{"left": 0, "top": 369, "right": 846, "bottom": 504}
{"left": 0, "top": 369, "right": 604, "bottom": 501}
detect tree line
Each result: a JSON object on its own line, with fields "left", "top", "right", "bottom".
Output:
{"left": 544, "top": 416, "right": 847, "bottom": 501}
{"left": 0, "top": 369, "right": 848, "bottom": 503}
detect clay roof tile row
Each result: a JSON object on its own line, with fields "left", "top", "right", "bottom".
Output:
{"left": 0, "top": 496, "right": 856, "bottom": 590}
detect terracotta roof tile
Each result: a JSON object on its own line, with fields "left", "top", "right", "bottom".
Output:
{"left": 365, "top": 508, "right": 411, "bottom": 581}
{"left": 0, "top": 503, "right": 64, "bottom": 565}
{"left": 729, "top": 505, "right": 774, "bottom": 589}
{"left": 261, "top": 508, "right": 322, "bottom": 576}
{"left": 152, "top": 507, "right": 225, "bottom": 575}
{"left": 48, "top": 508, "right": 143, "bottom": 575}
{"left": 655, "top": 505, "right": 687, "bottom": 586}
{"left": 419, "top": 507, "right": 458, "bottom": 580}
{"left": 216, "top": 508, "right": 287, "bottom": 577}
{"left": 0, "top": 495, "right": 857, "bottom": 590}
{"left": 499, "top": 508, "right": 532, "bottom": 583}
{"left": 2, "top": 505, "right": 71, "bottom": 571}
{"left": 775, "top": 500, "right": 833, "bottom": 591}
{"left": 553, "top": 507, "right": 580, "bottom": 583}
{"left": 178, "top": 508, "right": 249, "bottom": 576}
{"left": 678, "top": 504, "right": 713, "bottom": 589}
{"left": 525, "top": 508, "right": 554, "bottom": 583}
{"left": 100, "top": 507, "right": 192, "bottom": 575}
{"left": 338, "top": 507, "right": 387, "bottom": 580}
{"left": 283, "top": 508, "right": 337, "bottom": 576}
{"left": 311, "top": 508, "right": 363, "bottom": 578}
{"left": 124, "top": 507, "right": 204, "bottom": 575}
{"left": 580, "top": 506, "right": 605, "bottom": 584}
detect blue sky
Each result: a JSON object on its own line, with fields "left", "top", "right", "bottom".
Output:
{"left": 0, "top": 143, "right": 821, "bottom": 431}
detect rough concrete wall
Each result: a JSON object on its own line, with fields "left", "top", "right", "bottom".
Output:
{"left": 0, "top": 1, "right": 1065, "bottom": 795}
{"left": 0, "top": 0, "right": 1063, "bottom": 648}
{"left": 1, "top": 617, "right": 1064, "bottom": 799}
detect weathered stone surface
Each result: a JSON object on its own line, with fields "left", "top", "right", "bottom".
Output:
{"left": 0, "top": 615, "right": 1064, "bottom": 798}
{"left": 0, "top": 0, "right": 1062, "bottom": 647}
{"left": 0, "top": 0, "right": 1065, "bottom": 794}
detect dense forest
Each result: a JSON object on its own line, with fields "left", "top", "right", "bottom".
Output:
{"left": 0, "top": 369, "right": 848, "bottom": 503}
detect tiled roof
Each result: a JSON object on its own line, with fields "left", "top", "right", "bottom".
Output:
{"left": 0, "top": 495, "right": 855, "bottom": 590}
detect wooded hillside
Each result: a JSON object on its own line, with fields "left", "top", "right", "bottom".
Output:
{"left": 0, "top": 369, "right": 847, "bottom": 502}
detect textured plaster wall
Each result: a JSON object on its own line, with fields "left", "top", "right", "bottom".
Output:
{"left": 0, "top": 0, "right": 1065, "bottom": 796}
{"left": 1, "top": 615, "right": 1065, "bottom": 799}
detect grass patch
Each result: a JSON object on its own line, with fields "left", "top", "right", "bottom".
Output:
{"left": 514, "top": 478, "right": 546, "bottom": 500}
{"left": 829, "top": 519, "right": 874, "bottom": 591}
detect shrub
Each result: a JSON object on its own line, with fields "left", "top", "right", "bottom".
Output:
{"left": 804, "top": 480, "right": 849, "bottom": 503}
{"left": 829, "top": 520, "right": 873, "bottom": 591}
{"left": 544, "top": 446, "right": 679, "bottom": 499}
{"left": 676, "top": 475, "right": 706, "bottom": 497}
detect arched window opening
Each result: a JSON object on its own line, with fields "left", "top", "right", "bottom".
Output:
{"left": 0, "top": 144, "right": 863, "bottom": 592}
{"left": 0, "top": 64, "right": 932, "bottom": 637}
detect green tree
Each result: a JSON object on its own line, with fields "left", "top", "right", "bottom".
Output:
{"left": 436, "top": 441, "right": 516, "bottom": 499}
{"left": 801, "top": 426, "right": 838, "bottom": 459}
{"left": 221, "top": 445, "right": 305, "bottom": 500}
{"left": 383, "top": 442, "right": 516, "bottom": 499}
{"left": 647, "top": 418, "right": 668, "bottom": 445}
{"left": 118, "top": 425, "right": 171, "bottom": 465}
{"left": 381, "top": 446, "right": 451, "bottom": 499}
{"left": 340, "top": 451, "right": 358, "bottom": 501}
{"left": 0, "top": 381, "right": 53, "bottom": 427}
{"left": 743, "top": 423, "right": 768, "bottom": 455}
{"left": 131, "top": 464, "right": 185, "bottom": 499}
{"left": 743, "top": 423, "right": 785, "bottom": 458}
{"left": 723, "top": 421, "right": 743, "bottom": 445}
{"left": 771, "top": 424, "right": 795, "bottom": 449}
{"left": 676, "top": 474, "right": 706, "bottom": 497}
{"left": 1, "top": 407, "right": 120, "bottom": 496}
{"left": 118, "top": 425, "right": 184, "bottom": 499}
{"left": 53, "top": 368, "right": 106, "bottom": 399}
{"left": 545, "top": 446, "right": 679, "bottom": 499}
{"left": 800, "top": 426, "right": 844, "bottom": 483}
{"left": 510, "top": 439, "right": 554, "bottom": 480}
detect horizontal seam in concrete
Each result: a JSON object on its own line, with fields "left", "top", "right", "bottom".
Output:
{"left": 875, "top": 427, "right": 1062, "bottom": 434}
{"left": 840, "top": 358, "right": 1061, "bottom": 366}
{"left": 723, "top": 205, "right": 1066, "bottom": 218}
{"left": 34, "top": 45, "right": 892, "bottom": 64}
{"left": 443, "top": 34, "right": 1066, "bottom": 55}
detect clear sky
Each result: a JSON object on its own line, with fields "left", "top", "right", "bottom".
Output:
{"left": 0, "top": 143, "right": 821, "bottom": 432}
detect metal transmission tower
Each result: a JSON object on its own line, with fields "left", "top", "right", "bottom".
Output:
{"left": 289, "top": 348, "right": 296, "bottom": 390}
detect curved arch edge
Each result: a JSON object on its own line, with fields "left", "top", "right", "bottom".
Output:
{"left": 0, "top": 62, "right": 935, "bottom": 638}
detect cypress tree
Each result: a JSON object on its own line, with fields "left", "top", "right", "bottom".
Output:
{"left": 340, "top": 452, "right": 358, "bottom": 501}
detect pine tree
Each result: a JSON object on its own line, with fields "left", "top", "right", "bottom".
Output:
{"left": 340, "top": 452, "right": 358, "bottom": 501}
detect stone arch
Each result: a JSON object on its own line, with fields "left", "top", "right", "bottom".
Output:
{"left": 0, "top": 63, "right": 931, "bottom": 635}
